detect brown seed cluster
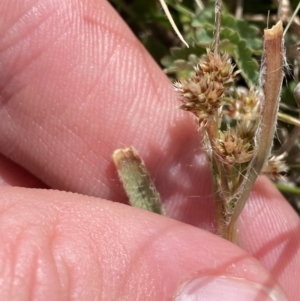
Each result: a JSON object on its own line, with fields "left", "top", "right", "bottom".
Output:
{"left": 174, "top": 50, "right": 236, "bottom": 126}
{"left": 214, "top": 128, "right": 254, "bottom": 165}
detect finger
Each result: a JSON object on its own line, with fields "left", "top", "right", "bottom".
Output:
{"left": 0, "top": 186, "right": 290, "bottom": 301}
{"left": 0, "top": 0, "right": 212, "bottom": 227}
{"left": 0, "top": 153, "right": 46, "bottom": 188}
{"left": 238, "top": 177, "right": 300, "bottom": 301}
{"left": 0, "top": 2, "right": 299, "bottom": 298}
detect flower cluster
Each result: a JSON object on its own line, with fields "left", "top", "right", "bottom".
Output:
{"left": 225, "top": 89, "right": 261, "bottom": 121}
{"left": 174, "top": 50, "right": 236, "bottom": 126}
{"left": 213, "top": 128, "right": 254, "bottom": 165}
{"left": 195, "top": 50, "right": 235, "bottom": 84}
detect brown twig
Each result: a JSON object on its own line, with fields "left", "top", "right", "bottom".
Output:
{"left": 226, "top": 21, "right": 284, "bottom": 242}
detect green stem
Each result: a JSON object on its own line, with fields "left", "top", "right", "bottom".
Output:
{"left": 276, "top": 183, "right": 300, "bottom": 196}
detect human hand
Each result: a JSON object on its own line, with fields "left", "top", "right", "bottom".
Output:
{"left": 0, "top": 0, "right": 299, "bottom": 300}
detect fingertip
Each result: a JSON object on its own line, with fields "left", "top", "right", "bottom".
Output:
{"left": 0, "top": 186, "right": 289, "bottom": 300}
{"left": 239, "top": 177, "right": 300, "bottom": 301}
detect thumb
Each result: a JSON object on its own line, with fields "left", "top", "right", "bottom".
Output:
{"left": 0, "top": 186, "right": 289, "bottom": 300}
{"left": 175, "top": 277, "right": 287, "bottom": 300}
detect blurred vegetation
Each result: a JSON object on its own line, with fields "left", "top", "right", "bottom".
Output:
{"left": 110, "top": 0, "right": 300, "bottom": 213}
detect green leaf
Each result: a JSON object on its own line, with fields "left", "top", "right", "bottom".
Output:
{"left": 219, "top": 27, "right": 260, "bottom": 86}
{"left": 161, "top": 46, "right": 206, "bottom": 79}
{"left": 189, "top": 7, "right": 262, "bottom": 86}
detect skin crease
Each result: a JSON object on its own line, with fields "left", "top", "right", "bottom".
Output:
{"left": 0, "top": 0, "right": 299, "bottom": 300}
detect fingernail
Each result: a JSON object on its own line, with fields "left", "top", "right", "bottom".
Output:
{"left": 174, "top": 276, "right": 289, "bottom": 301}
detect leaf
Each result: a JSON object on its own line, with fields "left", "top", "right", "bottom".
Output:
{"left": 220, "top": 27, "right": 260, "bottom": 86}
{"left": 191, "top": 8, "right": 262, "bottom": 86}
{"left": 161, "top": 46, "right": 206, "bottom": 79}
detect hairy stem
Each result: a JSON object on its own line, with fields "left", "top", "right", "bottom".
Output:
{"left": 214, "top": 0, "right": 223, "bottom": 54}
{"left": 112, "top": 147, "right": 164, "bottom": 215}
{"left": 225, "top": 21, "right": 284, "bottom": 242}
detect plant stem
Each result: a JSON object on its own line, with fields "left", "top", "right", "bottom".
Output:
{"left": 278, "top": 112, "right": 300, "bottom": 126}
{"left": 214, "top": 0, "right": 223, "bottom": 54}
{"left": 112, "top": 147, "right": 164, "bottom": 215}
{"left": 276, "top": 183, "right": 300, "bottom": 196}
{"left": 206, "top": 115, "right": 232, "bottom": 238}
{"left": 225, "top": 21, "right": 284, "bottom": 242}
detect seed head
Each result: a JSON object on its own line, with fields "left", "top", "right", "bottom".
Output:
{"left": 225, "top": 89, "right": 261, "bottom": 121}
{"left": 214, "top": 128, "right": 254, "bottom": 165}
{"left": 196, "top": 50, "right": 236, "bottom": 84}
{"left": 175, "top": 50, "right": 236, "bottom": 126}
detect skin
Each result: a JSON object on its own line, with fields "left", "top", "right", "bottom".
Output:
{"left": 0, "top": 0, "right": 299, "bottom": 300}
